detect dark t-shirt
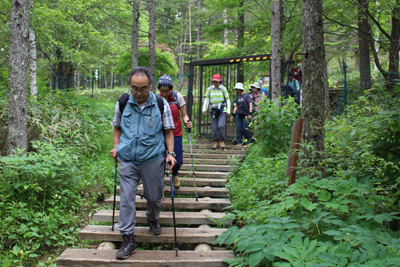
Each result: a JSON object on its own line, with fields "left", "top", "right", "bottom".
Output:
{"left": 234, "top": 93, "right": 252, "bottom": 111}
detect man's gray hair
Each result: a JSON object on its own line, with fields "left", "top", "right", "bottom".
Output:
{"left": 128, "top": 67, "right": 153, "bottom": 85}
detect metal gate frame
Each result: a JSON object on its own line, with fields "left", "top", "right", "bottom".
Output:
{"left": 187, "top": 54, "right": 272, "bottom": 139}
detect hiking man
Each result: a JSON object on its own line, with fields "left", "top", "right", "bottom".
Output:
{"left": 202, "top": 74, "right": 231, "bottom": 150}
{"left": 229, "top": 83, "right": 252, "bottom": 146}
{"left": 158, "top": 74, "right": 192, "bottom": 190}
{"left": 290, "top": 61, "right": 303, "bottom": 85}
{"left": 109, "top": 67, "right": 177, "bottom": 260}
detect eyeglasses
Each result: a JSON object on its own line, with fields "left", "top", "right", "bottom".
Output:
{"left": 131, "top": 85, "right": 150, "bottom": 94}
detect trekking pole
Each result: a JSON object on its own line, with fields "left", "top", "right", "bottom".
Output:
{"left": 167, "top": 160, "right": 179, "bottom": 257}
{"left": 111, "top": 158, "right": 118, "bottom": 231}
{"left": 187, "top": 120, "right": 198, "bottom": 201}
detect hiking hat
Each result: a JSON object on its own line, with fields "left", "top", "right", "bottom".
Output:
{"left": 158, "top": 74, "right": 174, "bottom": 87}
{"left": 234, "top": 82, "right": 244, "bottom": 90}
{"left": 250, "top": 81, "right": 262, "bottom": 89}
{"left": 212, "top": 74, "right": 222, "bottom": 82}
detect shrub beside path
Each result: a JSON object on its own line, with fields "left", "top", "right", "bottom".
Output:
{"left": 57, "top": 141, "right": 248, "bottom": 266}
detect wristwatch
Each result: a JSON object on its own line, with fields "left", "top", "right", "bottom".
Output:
{"left": 167, "top": 151, "right": 176, "bottom": 157}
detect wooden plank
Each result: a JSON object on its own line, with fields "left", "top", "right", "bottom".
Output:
{"left": 117, "top": 186, "right": 228, "bottom": 197}
{"left": 183, "top": 158, "right": 239, "bottom": 165}
{"left": 78, "top": 225, "right": 227, "bottom": 244}
{"left": 165, "top": 177, "right": 227, "bottom": 187}
{"left": 178, "top": 171, "right": 228, "bottom": 179}
{"left": 180, "top": 164, "right": 232, "bottom": 172}
{"left": 93, "top": 210, "right": 232, "bottom": 225}
{"left": 183, "top": 153, "right": 244, "bottom": 160}
{"left": 183, "top": 144, "right": 248, "bottom": 150}
{"left": 105, "top": 196, "right": 231, "bottom": 211}
{"left": 185, "top": 148, "right": 247, "bottom": 155}
{"left": 57, "top": 249, "right": 234, "bottom": 267}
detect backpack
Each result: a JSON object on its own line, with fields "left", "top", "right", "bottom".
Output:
{"left": 260, "top": 87, "right": 269, "bottom": 98}
{"left": 235, "top": 93, "right": 250, "bottom": 117}
{"left": 118, "top": 93, "right": 165, "bottom": 123}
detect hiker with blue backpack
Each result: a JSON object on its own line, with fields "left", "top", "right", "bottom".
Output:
{"left": 229, "top": 82, "right": 253, "bottom": 146}
{"left": 158, "top": 74, "right": 192, "bottom": 190}
{"left": 109, "top": 67, "right": 177, "bottom": 260}
{"left": 282, "top": 72, "right": 300, "bottom": 104}
{"left": 249, "top": 81, "right": 267, "bottom": 112}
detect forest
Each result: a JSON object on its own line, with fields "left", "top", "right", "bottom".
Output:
{"left": 1, "top": 0, "right": 400, "bottom": 266}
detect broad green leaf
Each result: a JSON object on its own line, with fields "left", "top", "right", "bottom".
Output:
{"left": 249, "top": 250, "right": 264, "bottom": 267}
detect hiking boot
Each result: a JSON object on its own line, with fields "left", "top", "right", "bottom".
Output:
{"left": 212, "top": 141, "right": 219, "bottom": 150}
{"left": 219, "top": 140, "right": 226, "bottom": 149}
{"left": 172, "top": 175, "right": 180, "bottom": 189}
{"left": 116, "top": 234, "right": 137, "bottom": 259}
{"left": 148, "top": 219, "right": 162, "bottom": 235}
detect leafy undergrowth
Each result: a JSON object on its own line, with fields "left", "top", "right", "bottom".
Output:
{"left": 0, "top": 88, "right": 126, "bottom": 266}
{"left": 221, "top": 84, "right": 400, "bottom": 266}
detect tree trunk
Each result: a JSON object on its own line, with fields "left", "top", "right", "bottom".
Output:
{"left": 358, "top": 0, "right": 372, "bottom": 92}
{"left": 7, "top": 0, "right": 30, "bottom": 155}
{"left": 197, "top": 0, "right": 202, "bottom": 59}
{"left": 110, "top": 65, "right": 114, "bottom": 90}
{"left": 223, "top": 10, "right": 229, "bottom": 47}
{"left": 301, "top": 0, "right": 327, "bottom": 171}
{"left": 149, "top": 0, "right": 156, "bottom": 92}
{"left": 237, "top": 0, "right": 245, "bottom": 82}
{"left": 29, "top": 29, "right": 37, "bottom": 99}
{"left": 388, "top": 0, "right": 400, "bottom": 83}
{"left": 104, "top": 63, "right": 107, "bottom": 89}
{"left": 131, "top": 0, "right": 140, "bottom": 69}
{"left": 271, "top": 0, "right": 281, "bottom": 100}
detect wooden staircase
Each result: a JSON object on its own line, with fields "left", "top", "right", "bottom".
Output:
{"left": 57, "top": 141, "right": 247, "bottom": 266}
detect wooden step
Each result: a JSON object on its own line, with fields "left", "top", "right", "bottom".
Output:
{"left": 182, "top": 158, "right": 239, "bottom": 165}
{"left": 78, "top": 225, "right": 227, "bottom": 244}
{"left": 165, "top": 177, "right": 227, "bottom": 187}
{"left": 57, "top": 249, "right": 235, "bottom": 267}
{"left": 183, "top": 144, "right": 248, "bottom": 150}
{"left": 93, "top": 210, "right": 232, "bottom": 225}
{"left": 116, "top": 186, "right": 228, "bottom": 197}
{"left": 185, "top": 148, "right": 247, "bottom": 155}
{"left": 180, "top": 164, "right": 232, "bottom": 172}
{"left": 178, "top": 171, "right": 228, "bottom": 179}
{"left": 183, "top": 153, "right": 244, "bottom": 160}
{"left": 105, "top": 196, "right": 231, "bottom": 211}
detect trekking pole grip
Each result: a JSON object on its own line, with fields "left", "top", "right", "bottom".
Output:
{"left": 114, "top": 158, "right": 118, "bottom": 167}
{"left": 187, "top": 120, "right": 191, "bottom": 133}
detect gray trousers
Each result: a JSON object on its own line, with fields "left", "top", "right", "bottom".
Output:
{"left": 210, "top": 112, "right": 226, "bottom": 141}
{"left": 118, "top": 156, "right": 165, "bottom": 235}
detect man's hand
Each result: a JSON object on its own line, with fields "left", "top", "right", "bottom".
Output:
{"left": 166, "top": 155, "right": 177, "bottom": 169}
{"left": 202, "top": 111, "right": 206, "bottom": 115}
{"left": 110, "top": 148, "right": 117, "bottom": 158}
{"left": 185, "top": 121, "right": 193, "bottom": 128}
{"left": 229, "top": 116, "right": 234, "bottom": 123}
{"left": 248, "top": 115, "right": 252, "bottom": 120}
{"left": 226, "top": 113, "right": 230, "bottom": 116}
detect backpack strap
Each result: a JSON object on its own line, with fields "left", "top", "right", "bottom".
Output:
{"left": 118, "top": 93, "right": 130, "bottom": 114}
{"left": 168, "top": 91, "right": 179, "bottom": 108}
{"left": 156, "top": 95, "right": 164, "bottom": 119}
